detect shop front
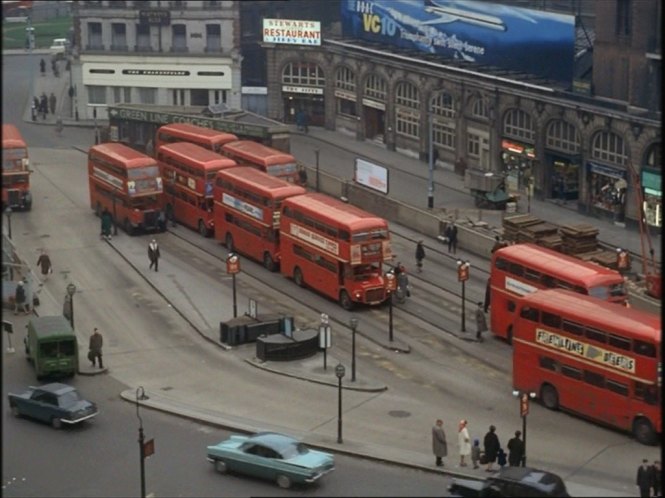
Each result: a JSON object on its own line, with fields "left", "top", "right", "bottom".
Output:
{"left": 282, "top": 85, "right": 325, "bottom": 127}
{"left": 500, "top": 139, "right": 536, "bottom": 197}
{"left": 641, "top": 167, "right": 662, "bottom": 228}
{"left": 362, "top": 97, "right": 386, "bottom": 142}
{"left": 586, "top": 161, "right": 627, "bottom": 222}
{"left": 545, "top": 152, "right": 580, "bottom": 201}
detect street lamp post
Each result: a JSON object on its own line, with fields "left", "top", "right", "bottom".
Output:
{"left": 136, "top": 386, "right": 153, "bottom": 498}
{"left": 427, "top": 107, "right": 434, "bottom": 209}
{"left": 226, "top": 253, "right": 240, "bottom": 318}
{"left": 385, "top": 270, "right": 397, "bottom": 342}
{"left": 349, "top": 317, "right": 358, "bottom": 382}
{"left": 512, "top": 390, "right": 536, "bottom": 467}
{"left": 66, "top": 283, "right": 77, "bottom": 330}
{"left": 456, "top": 260, "right": 470, "bottom": 332}
{"left": 5, "top": 207, "right": 12, "bottom": 239}
{"left": 314, "top": 148, "right": 320, "bottom": 192}
{"left": 335, "top": 363, "right": 346, "bottom": 443}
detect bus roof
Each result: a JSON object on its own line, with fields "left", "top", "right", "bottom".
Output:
{"left": 158, "top": 142, "right": 237, "bottom": 170}
{"left": 216, "top": 167, "right": 306, "bottom": 198}
{"left": 222, "top": 140, "right": 295, "bottom": 165}
{"left": 283, "top": 192, "right": 389, "bottom": 232}
{"left": 89, "top": 143, "right": 157, "bottom": 169}
{"left": 2, "top": 123, "right": 27, "bottom": 148}
{"left": 28, "top": 315, "right": 75, "bottom": 339}
{"left": 157, "top": 123, "right": 238, "bottom": 144}
{"left": 518, "top": 289, "right": 661, "bottom": 343}
{"left": 494, "top": 243, "right": 624, "bottom": 287}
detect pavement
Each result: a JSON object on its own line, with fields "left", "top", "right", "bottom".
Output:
{"left": 5, "top": 48, "right": 654, "bottom": 496}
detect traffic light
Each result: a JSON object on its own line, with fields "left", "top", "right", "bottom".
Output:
{"left": 457, "top": 261, "right": 470, "bottom": 282}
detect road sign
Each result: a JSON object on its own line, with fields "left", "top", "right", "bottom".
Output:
{"left": 520, "top": 393, "right": 529, "bottom": 417}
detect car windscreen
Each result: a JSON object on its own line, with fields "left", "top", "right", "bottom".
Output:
{"left": 58, "top": 390, "right": 82, "bottom": 408}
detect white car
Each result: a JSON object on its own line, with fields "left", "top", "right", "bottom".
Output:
{"left": 49, "top": 38, "right": 69, "bottom": 57}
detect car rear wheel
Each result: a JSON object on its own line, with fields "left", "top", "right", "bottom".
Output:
{"left": 11, "top": 405, "right": 20, "bottom": 417}
{"left": 51, "top": 417, "right": 63, "bottom": 429}
{"left": 214, "top": 459, "right": 228, "bottom": 474}
{"left": 541, "top": 384, "right": 559, "bottom": 410}
{"left": 276, "top": 474, "right": 292, "bottom": 489}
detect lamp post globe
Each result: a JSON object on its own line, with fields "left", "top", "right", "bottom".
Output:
{"left": 335, "top": 363, "right": 346, "bottom": 379}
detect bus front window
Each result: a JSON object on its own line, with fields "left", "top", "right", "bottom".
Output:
{"left": 352, "top": 264, "right": 380, "bottom": 281}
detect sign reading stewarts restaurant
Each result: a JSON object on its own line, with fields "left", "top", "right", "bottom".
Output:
{"left": 262, "top": 18, "right": 321, "bottom": 45}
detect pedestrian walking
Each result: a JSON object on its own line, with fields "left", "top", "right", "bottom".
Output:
{"left": 415, "top": 240, "right": 425, "bottom": 273}
{"left": 471, "top": 438, "right": 481, "bottom": 469}
{"left": 40, "top": 93, "right": 48, "bottom": 119}
{"left": 40, "top": 58, "right": 46, "bottom": 75}
{"left": 88, "top": 328, "right": 104, "bottom": 368}
{"left": 148, "top": 239, "right": 161, "bottom": 272}
{"left": 651, "top": 460, "right": 661, "bottom": 497}
{"left": 431, "top": 419, "right": 448, "bottom": 467}
{"left": 507, "top": 430, "right": 525, "bottom": 466}
{"left": 458, "top": 419, "right": 471, "bottom": 467}
{"left": 100, "top": 208, "right": 113, "bottom": 239}
{"left": 36, "top": 249, "right": 53, "bottom": 281}
{"left": 445, "top": 222, "right": 458, "bottom": 254}
{"left": 476, "top": 302, "right": 488, "bottom": 342}
{"left": 49, "top": 92, "right": 57, "bottom": 115}
{"left": 483, "top": 425, "right": 500, "bottom": 472}
{"left": 637, "top": 459, "right": 654, "bottom": 498}
{"left": 14, "top": 280, "right": 29, "bottom": 315}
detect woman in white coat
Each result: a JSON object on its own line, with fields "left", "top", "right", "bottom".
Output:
{"left": 458, "top": 419, "right": 471, "bottom": 467}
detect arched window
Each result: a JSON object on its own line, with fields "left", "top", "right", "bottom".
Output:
{"left": 591, "top": 131, "right": 627, "bottom": 166}
{"left": 431, "top": 91, "right": 455, "bottom": 118}
{"left": 471, "top": 97, "right": 488, "bottom": 119}
{"left": 395, "top": 81, "right": 420, "bottom": 138}
{"left": 503, "top": 109, "right": 534, "bottom": 142}
{"left": 364, "top": 73, "right": 387, "bottom": 101}
{"left": 546, "top": 120, "right": 580, "bottom": 154}
{"left": 645, "top": 142, "right": 661, "bottom": 168}
{"left": 282, "top": 62, "right": 325, "bottom": 87}
{"left": 430, "top": 92, "right": 456, "bottom": 151}
{"left": 335, "top": 66, "right": 355, "bottom": 92}
{"left": 335, "top": 66, "right": 357, "bottom": 117}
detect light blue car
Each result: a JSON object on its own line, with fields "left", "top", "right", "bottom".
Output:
{"left": 206, "top": 432, "right": 335, "bottom": 489}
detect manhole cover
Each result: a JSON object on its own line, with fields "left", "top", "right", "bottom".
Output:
{"left": 388, "top": 410, "right": 411, "bottom": 418}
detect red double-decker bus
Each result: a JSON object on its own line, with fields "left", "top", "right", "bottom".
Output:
{"left": 155, "top": 123, "right": 238, "bottom": 153}
{"left": 213, "top": 167, "right": 306, "bottom": 271}
{"left": 220, "top": 140, "right": 298, "bottom": 183}
{"left": 512, "top": 288, "right": 661, "bottom": 445}
{"left": 279, "top": 192, "right": 392, "bottom": 309}
{"left": 490, "top": 243, "right": 627, "bottom": 343}
{"left": 2, "top": 124, "right": 32, "bottom": 210}
{"left": 88, "top": 143, "right": 164, "bottom": 234}
{"left": 156, "top": 142, "right": 236, "bottom": 236}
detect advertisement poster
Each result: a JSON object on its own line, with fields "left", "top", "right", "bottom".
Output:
{"left": 341, "top": 0, "right": 575, "bottom": 84}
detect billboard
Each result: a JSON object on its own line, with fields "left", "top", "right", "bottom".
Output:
{"left": 262, "top": 18, "right": 321, "bottom": 45}
{"left": 341, "top": 0, "right": 575, "bottom": 84}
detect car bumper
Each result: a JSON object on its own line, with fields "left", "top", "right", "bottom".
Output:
{"left": 304, "top": 466, "right": 335, "bottom": 483}
{"left": 61, "top": 412, "right": 98, "bottom": 424}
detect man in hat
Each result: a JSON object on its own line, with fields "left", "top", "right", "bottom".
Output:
{"left": 14, "top": 280, "right": 29, "bottom": 315}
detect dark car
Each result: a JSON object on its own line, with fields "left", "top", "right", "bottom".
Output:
{"left": 448, "top": 466, "right": 570, "bottom": 497}
{"left": 8, "top": 383, "right": 98, "bottom": 429}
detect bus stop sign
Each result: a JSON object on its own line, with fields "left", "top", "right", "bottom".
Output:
{"left": 520, "top": 393, "right": 529, "bottom": 417}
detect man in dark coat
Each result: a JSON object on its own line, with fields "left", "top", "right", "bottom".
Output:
{"left": 100, "top": 208, "right": 113, "bottom": 239}
{"left": 36, "top": 249, "right": 53, "bottom": 281}
{"left": 415, "top": 240, "right": 425, "bottom": 273}
{"left": 89, "top": 328, "right": 103, "bottom": 368}
{"left": 14, "top": 280, "right": 29, "bottom": 315}
{"left": 148, "top": 239, "right": 161, "bottom": 272}
{"left": 476, "top": 302, "right": 488, "bottom": 342}
{"left": 637, "top": 459, "right": 654, "bottom": 498}
{"left": 432, "top": 419, "right": 447, "bottom": 467}
{"left": 507, "top": 430, "right": 525, "bottom": 466}
{"left": 483, "top": 425, "right": 500, "bottom": 472}
{"left": 651, "top": 460, "right": 661, "bottom": 498}
{"left": 445, "top": 222, "right": 458, "bottom": 254}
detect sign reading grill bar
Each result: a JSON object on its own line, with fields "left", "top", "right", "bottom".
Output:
{"left": 139, "top": 9, "right": 170, "bottom": 26}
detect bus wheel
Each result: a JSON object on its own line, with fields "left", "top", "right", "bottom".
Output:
{"left": 293, "top": 267, "right": 304, "bottom": 287}
{"left": 339, "top": 290, "right": 354, "bottom": 310}
{"left": 225, "top": 233, "right": 234, "bottom": 251}
{"left": 123, "top": 218, "right": 134, "bottom": 236}
{"left": 198, "top": 220, "right": 208, "bottom": 237}
{"left": 541, "top": 384, "right": 559, "bottom": 410}
{"left": 633, "top": 418, "right": 657, "bottom": 445}
{"left": 263, "top": 252, "right": 276, "bottom": 272}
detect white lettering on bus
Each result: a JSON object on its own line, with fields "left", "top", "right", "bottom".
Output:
{"left": 222, "top": 193, "right": 263, "bottom": 221}
{"left": 506, "top": 277, "right": 537, "bottom": 296}
{"left": 290, "top": 223, "right": 339, "bottom": 255}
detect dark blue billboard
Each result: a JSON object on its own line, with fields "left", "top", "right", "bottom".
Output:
{"left": 341, "top": 0, "right": 575, "bottom": 84}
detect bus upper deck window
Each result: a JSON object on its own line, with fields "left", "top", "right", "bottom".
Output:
{"left": 495, "top": 258, "right": 508, "bottom": 270}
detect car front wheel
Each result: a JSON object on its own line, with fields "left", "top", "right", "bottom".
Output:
{"left": 214, "top": 459, "right": 227, "bottom": 474}
{"left": 276, "top": 474, "right": 292, "bottom": 489}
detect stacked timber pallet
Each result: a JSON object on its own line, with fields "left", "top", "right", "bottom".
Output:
{"left": 503, "top": 215, "right": 561, "bottom": 249}
{"left": 502, "top": 214, "right": 541, "bottom": 242}
{"left": 559, "top": 223, "right": 599, "bottom": 255}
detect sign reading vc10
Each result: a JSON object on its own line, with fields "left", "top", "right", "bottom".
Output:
{"left": 341, "top": 0, "right": 575, "bottom": 85}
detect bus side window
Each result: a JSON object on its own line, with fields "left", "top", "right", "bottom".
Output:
{"left": 524, "top": 268, "right": 540, "bottom": 282}
{"left": 508, "top": 263, "right": 524, "bottom": 276}
{"left": 562, "top": 320, "right": 584, "bottom": 336}
{"left": 519, "top": 306, "right": 539, "bottom": 322}
{"left": 585, "top": 327, "right": 607, "bottom": 344}
{"left": 540, "top": 274, "right": 555, "bottom": 288}
{"left": 635, "top": 382, "right": 658, "bottom": 405}
{"left": 495, "top": 258, "right": 508, "bottom": 270}
{"left": 542, "top": 311, "right": 561, "bottom": 329}
{"left": 608, "top": 334, "right": 631, "bottom": 351}
{"left": 583, "top": 370, "right": 605, "bottom": 388}
{"left": 538, "top": 356, "right": 558, "bottom": 372}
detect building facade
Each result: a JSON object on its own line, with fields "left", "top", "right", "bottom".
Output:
{"left": 71, "top": 0, "right": 241, "bottom": 122}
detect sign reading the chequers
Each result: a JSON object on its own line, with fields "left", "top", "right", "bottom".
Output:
{"left": 262, "top": 18, "right": 321, "bottom": 45}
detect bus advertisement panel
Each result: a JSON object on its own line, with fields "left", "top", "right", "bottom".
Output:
{"left": 221, "top": 140, "right": 299, "bottom": 183}
{"left": 156, "top": 142, "right": 236, "bottom": 236}
{"left": 155, "top": 123, "right": 238, "bottom": 154}
{"left": 279, "top": 192, "right": 392, "bottom": 309}
{"left": 88, "top": 143, "right": 164, "bottom": 235}
{"left": 512, "top": 289, "right": 661, "bottom": 445}
{"left": 2, "top": 124, "right": 32, "bottom": 210}
{"left": 490, "top": 243, "right": 627, "bottom": 342}
{"left": 213, "top": 167, "right": 306, "bottom": 271}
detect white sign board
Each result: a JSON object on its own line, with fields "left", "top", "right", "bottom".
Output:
{"left": 262, "top": 19, "right": 321, "bottom": 45}
{"left": 354, "top": 158, "right": 389, "bottom": 194}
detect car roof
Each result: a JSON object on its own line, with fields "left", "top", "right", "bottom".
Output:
{"left": 493, "top": 466, "right": 567, "bottom": 494}
{"left": 248, "top": 432, "right": 299, "bottom": 451}
{"left": 36, "top": 383, "right": 75, "bottom": 395}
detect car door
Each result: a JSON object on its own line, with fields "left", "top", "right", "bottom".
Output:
{"left": 38, "top": 392, "right": 60, "bottom": 423}
{"left": 244, "top": 444, "right": 279, "bottom": 480}
{"left": 25, "top": 391, "right": 49, "bottom": 421}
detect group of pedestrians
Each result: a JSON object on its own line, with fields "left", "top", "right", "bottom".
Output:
{"left": 432, "top": 419, "right": 524, "bottom": 472}
{"left": 637, "top": 459, "right": 661, "bottom": 497}
{"left": 31, "top": 92, "right": 56, "bottom": 121}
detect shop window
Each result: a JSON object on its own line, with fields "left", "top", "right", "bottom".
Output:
{"left": 282, "top": 62, "right": 325, "bottom": 87}
{"left": 590, "top": 131, "right": 627, "bottom": 166}
{"left": 364, "top": 74, "right": 387, "bottom": 101}
{"left": 335, "top": 66, "right": 355, "bottom": 92}
{"left": 337, "top": 99, "right": 356, "bottom": 117}
{"left": 546, "top": 120, "right": 580, "bottom": 154}
{"left": 503, "top": 109, "right": 534, "bottom": 142}
{"left": 396, "top": 109, "right": 419, "bottom": 138}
